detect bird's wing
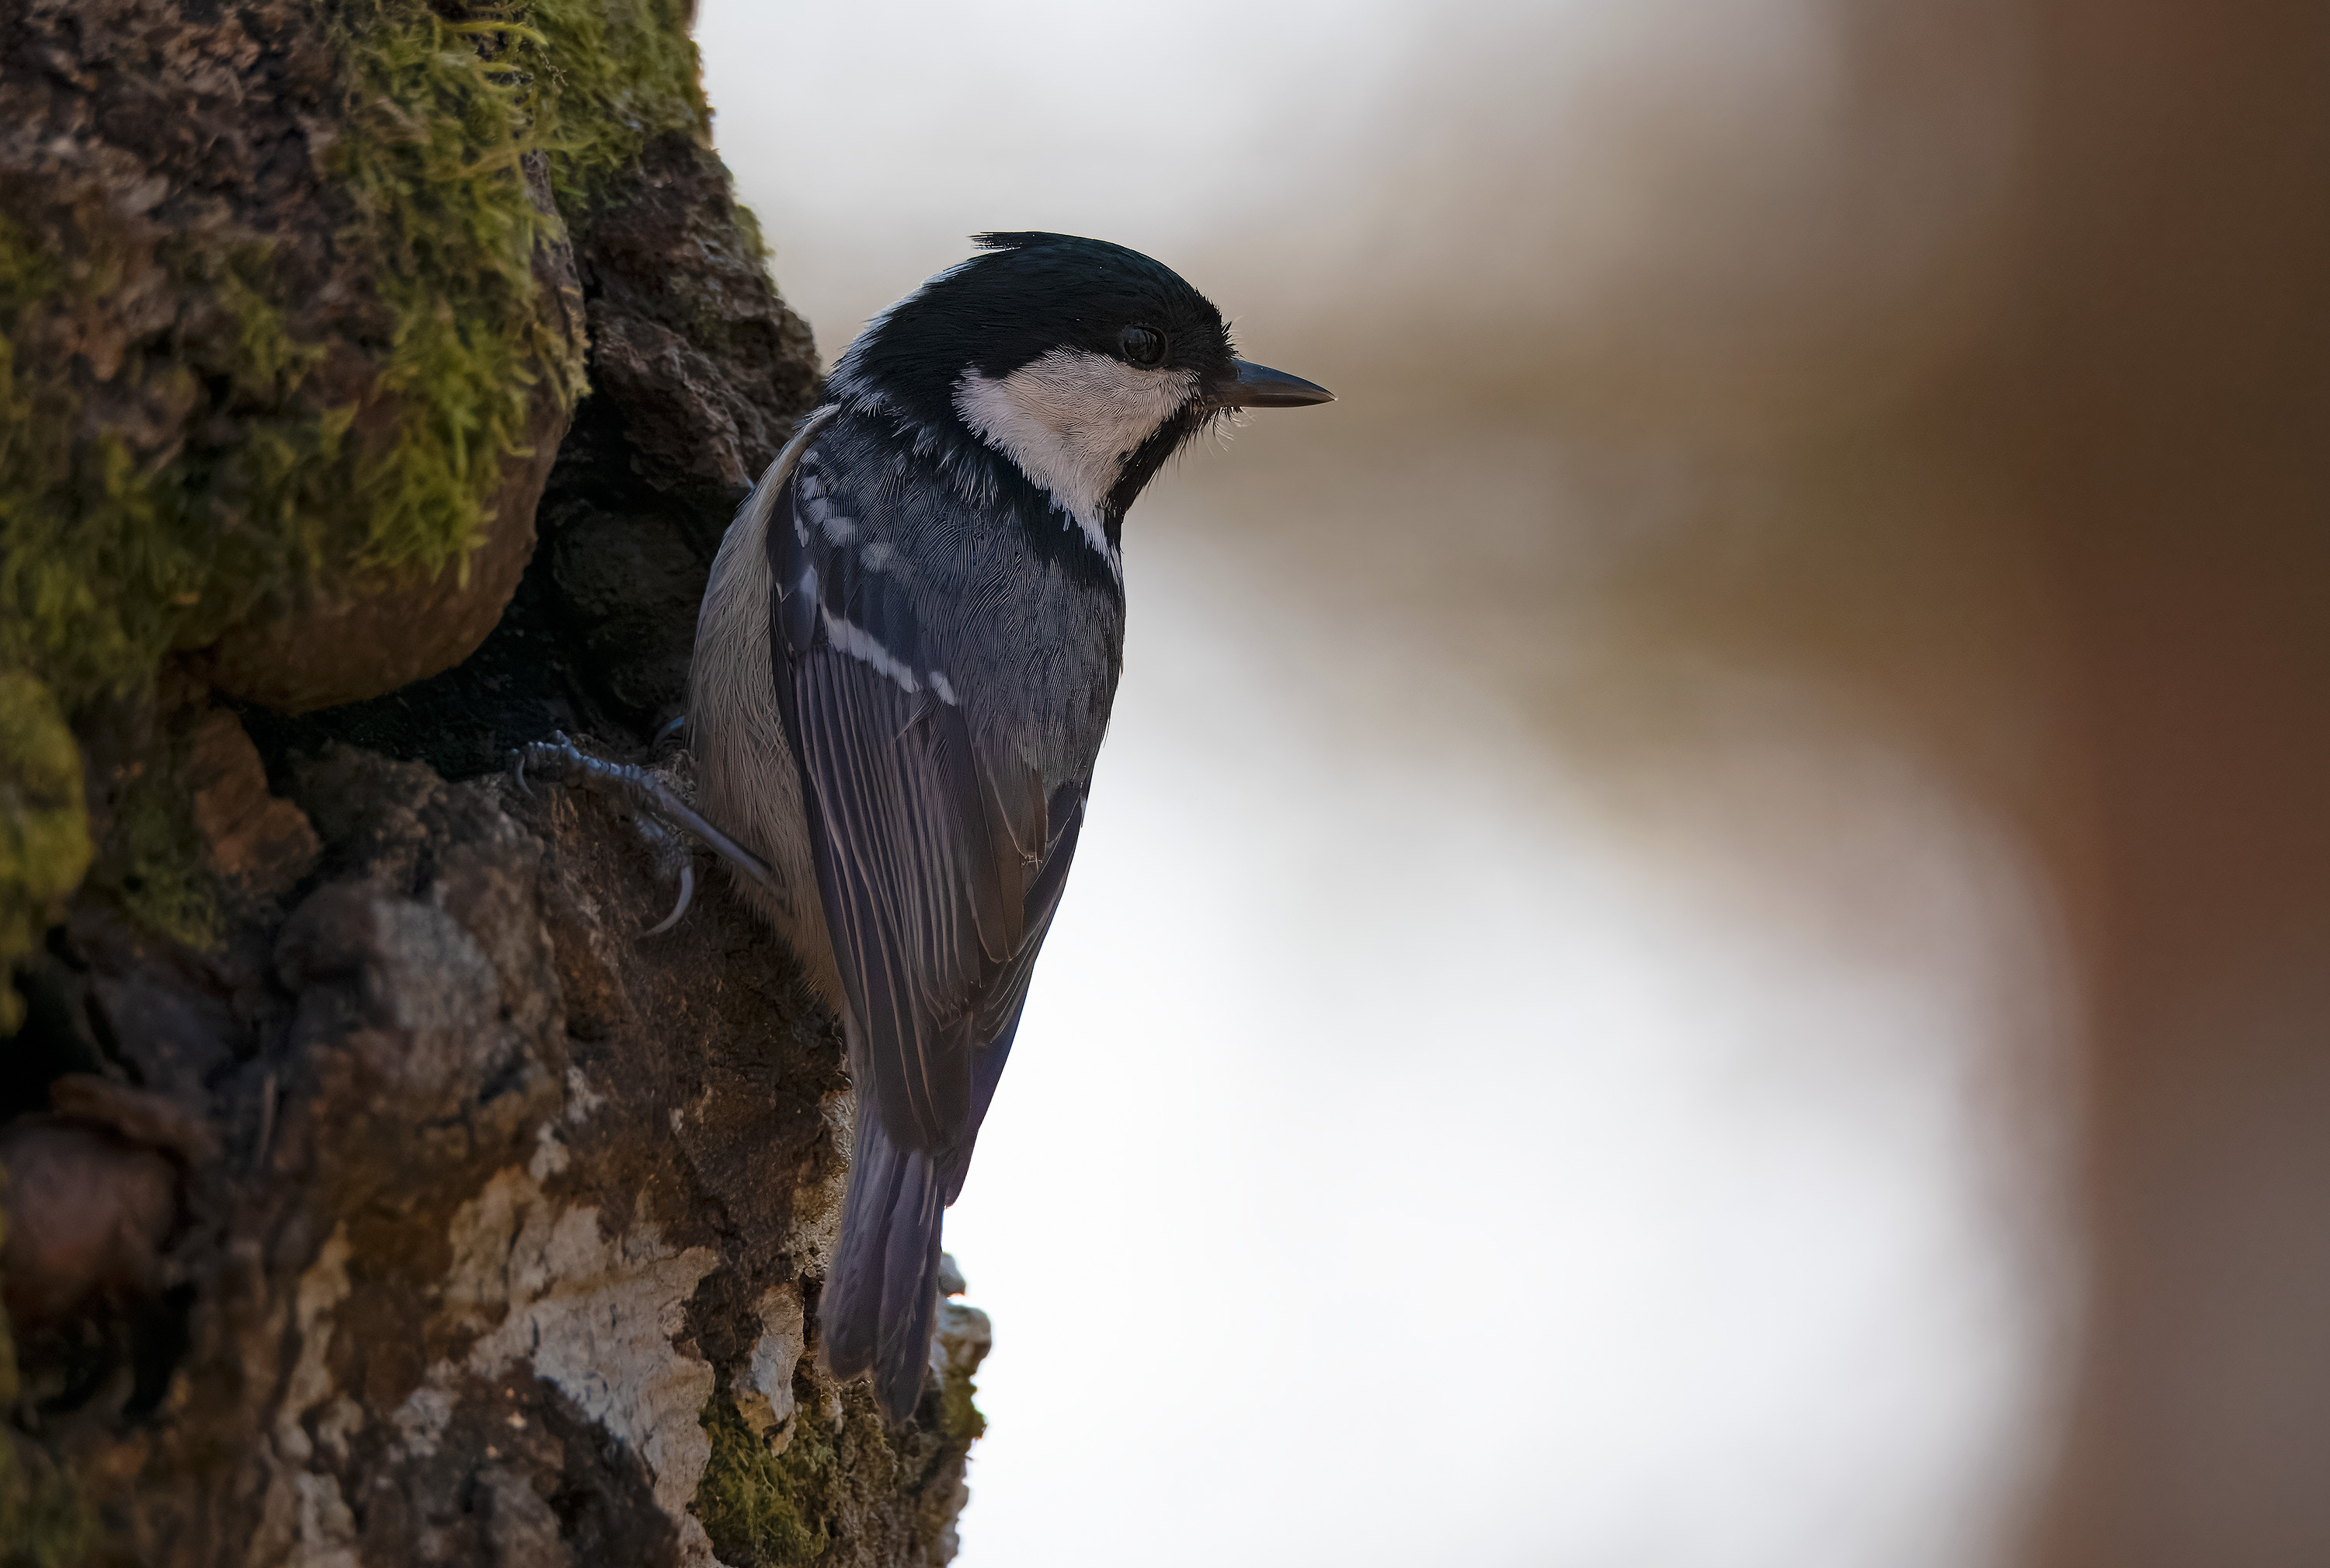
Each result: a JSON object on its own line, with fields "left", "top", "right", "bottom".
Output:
{"left": 766, "top": 458, "right": 1081, "bottom": 1156}
{"left": 937, "top": 779, "right": 1084, "bottom": 1199}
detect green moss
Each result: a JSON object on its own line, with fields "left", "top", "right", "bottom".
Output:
{"left": 0, "top": 0, "right": 717, "bottom": 975}
{"left": 0, "top": 676, "right": 92, "bottom": 1033}
{"left": 0, "top": 1432, "right": 89, "bottom": 1568}
{"left": 326, "top": 0, "right": 589, "bottom": 577}
{"left": 181, "top": 242, "right": 359, "bottom": 617}
{"left": 517, "top": 0, "right": 711, "bottom": 208}
{"left": 937, "top": 1354, "right": 986, "bottom": 1447}
{"left": 88, "top": 723, "right": 220, "bottom": 953}
{"left": 694, "top": 1388, "right": 850, "bottom": 1568}
{"left": 0, "top": 216, "right": 200, "bottom": 722}
{"left": 0, "top": 0, "right": 701, "bottom": 702}
{"left": 731, "top": 201, "right": 776, "bottom": 269}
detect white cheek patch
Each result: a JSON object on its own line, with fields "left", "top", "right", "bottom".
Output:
{"left": 953, "top": 348, "right": 1198, "bottom": 575}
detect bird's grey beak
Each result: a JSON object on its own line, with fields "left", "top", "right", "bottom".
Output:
{"left": 1208, "top": 359, "right": 1335, "bottom": 409}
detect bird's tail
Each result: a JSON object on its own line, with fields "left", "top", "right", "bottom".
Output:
{"left": 819, "top": 1104, "right": 945, "bottom": 1420}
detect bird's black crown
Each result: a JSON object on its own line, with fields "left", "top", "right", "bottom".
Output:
{"left": 829, "top": 232, "right": 1238, "bottom": 430}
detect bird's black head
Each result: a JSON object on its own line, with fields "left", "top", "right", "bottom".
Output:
{"left": 827, "top": 233, "right": 1330, "bottom": 537}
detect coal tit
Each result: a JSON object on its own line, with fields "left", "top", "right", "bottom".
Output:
{"left": 689, "top": 232, "right": 1332, "bottom": 1418}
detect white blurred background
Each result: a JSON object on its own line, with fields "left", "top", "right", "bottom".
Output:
{"left": 696, "top": 3, "right": 2078, "bottom": 1563}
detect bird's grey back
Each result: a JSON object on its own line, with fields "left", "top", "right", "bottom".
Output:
{"left": 691, "top": 405, "right": 1128, "bottom": 995}
{"left": 788, "top": 409, "right": 1127, "bottom": 792}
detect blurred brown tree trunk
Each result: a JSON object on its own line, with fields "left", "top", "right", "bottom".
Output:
{"left": 1980, "top": 3, "right": 2330, "bottom": 1562}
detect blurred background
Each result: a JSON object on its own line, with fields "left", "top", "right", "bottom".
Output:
{"left": 697, "top": 3, "right": 2329, "bottom": 1564}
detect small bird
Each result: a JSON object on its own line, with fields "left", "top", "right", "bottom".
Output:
{"left": 688, "top": 232, "right": 1332, "bottom": 1417}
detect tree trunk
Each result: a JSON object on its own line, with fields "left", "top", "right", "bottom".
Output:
{"left": 0, "top": 4, "right": 986, "bottom": 1564}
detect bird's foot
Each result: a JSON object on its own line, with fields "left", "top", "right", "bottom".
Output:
{"left": 509, "top": 732, "right": 772, "bottom": 933}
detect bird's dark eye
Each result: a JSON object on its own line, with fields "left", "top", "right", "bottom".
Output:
{"left": 1118, "top": 325, "right": 1167, "bottom": 367}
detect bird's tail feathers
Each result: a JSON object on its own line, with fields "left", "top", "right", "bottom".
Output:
{"left": 819, "top": 1107, "right": 944, "bottom": 1421}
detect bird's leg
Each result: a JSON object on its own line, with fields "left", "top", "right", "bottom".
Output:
{"left": 511, "top": 732, "right": 773, "bottom": 931}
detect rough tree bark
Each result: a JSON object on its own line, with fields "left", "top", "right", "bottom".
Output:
{"left": 0, "top": 4, "right": 989, "bottom": 1564}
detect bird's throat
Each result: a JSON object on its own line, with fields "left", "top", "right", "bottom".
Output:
{"left": 952, "top": 349, "right": 1198, "bottom": 575}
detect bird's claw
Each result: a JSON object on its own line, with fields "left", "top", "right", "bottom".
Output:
{"left": 510, "top": 731, "right": 590, "bottom": 800}
{"left": 505, "top": 731, "right": 770, "bottom": 938}
{"left": 644, "top": 863, "right": 694, "bottom": 936}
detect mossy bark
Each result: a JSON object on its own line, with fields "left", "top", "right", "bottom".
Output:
{"left": 0, "top": 4, "right": 979, "bottom": 1565}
